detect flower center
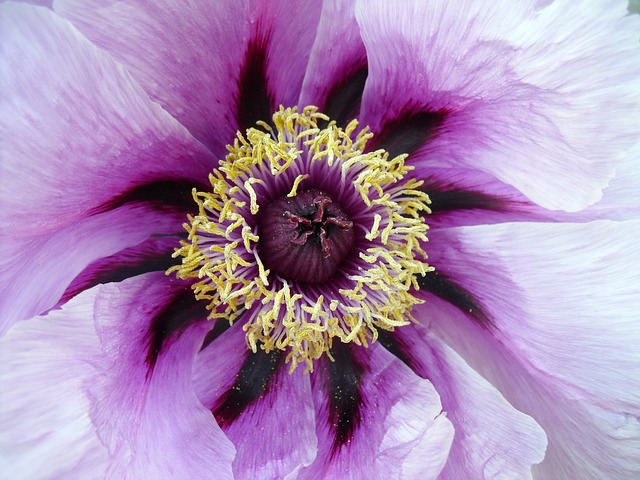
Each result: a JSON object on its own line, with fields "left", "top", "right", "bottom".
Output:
{"left": 169, "top": 106, "right": 433, "bottom": 372}
{"left": 258, "top": 189, "right": 354, "bottom": 283}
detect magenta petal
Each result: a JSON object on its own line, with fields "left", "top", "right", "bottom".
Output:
{"left": 355, "top": 0, "right": 640, "bottom": 211}
{"left": 0, "top": 3, "right": 215, "bottom": 236}
{"left": 55, "top": 0, "right": 322, "bottom": 153}
{"left": 193, "top": 324, "right": 317, "bottom": 479}
{"left": 393, "top": 322, "right": 547, "bottom": 479}
{"left": 88, "top": 273, "right": 235, "bottom": 478}
{"left": 298, "top": 343, "right": 454, "bottom": 480}
{"left": 427, "top": 220, "right": 640, "bottom": 478}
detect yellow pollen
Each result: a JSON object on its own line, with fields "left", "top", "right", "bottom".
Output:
{"left": 287, "top": 174, "right": 309, "bottom": 198}
{"left": 168, "top": 106, "right": 433, "bottom": 373}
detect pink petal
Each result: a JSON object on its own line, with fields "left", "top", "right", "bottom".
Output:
{"left": 392, "top": 323, "right": 547, "bottom": 479}
{"left": 419, "top": 167, "right": 545, "bottom": 228}
{"left": 585, "top": 145, "right": 640, "bottom": 221}
{"left": 55, "top": 0, "right": 323, "bottom": 153}
{"left": 355, "top": 0, "right": 640, "bottom": 211}
{"left": 299, "top": 0, "right": 367, "bottom": 125}
{"left": 420, "top": 161, "right": 640, "bottom": 230}
{"left": 193, "top": 323, "right": 318, "bottom": 479}
{"left": 0, "top": 3, "right": 214, "bottom": 236}
{"left": 58, "top": 234, "right": 179, "bottom": 308}
{"left": 298, "top": 343, "right": 454, "bottom": 480}
{"left": 0, "top": 205, "right": 182, "bottom": 334}
{"left": 1, "top": 273, "right": 238, "bottom": 478}
{"left": 426, "top": 220, "right": 640, "bottom": 478}
{"left": 0, "top": 289, "right": 108, "bottom": 479}
{"left": 88, "top": 273, "right": 236, "bottom": 478}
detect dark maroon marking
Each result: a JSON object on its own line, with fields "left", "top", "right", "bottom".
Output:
{"left": 322, "top": 63, "right": 368, "bottom": 127}
{"left": 212, "top": 349, "right": 283, "bottom": 428}
{"left": 200, "top": 317, "right": 235, "bottom": 351}
{"left": 236, "top": 36, "right": 274, "bottom": 132}
{"left": 326, "top": 342, "right": 364, "bottom": 455}
{"left": 368, "top": 108, "right": 448, "bottom": 159}
{"left": 91, "top": 179, "right": 206, "bottom": 216}
{"left": 425, "top": 187, "right": 506, "bottom": 214}
{"left": 417, "top": 270, "right": 492, "bottom": 328}
{"left": 58, "top": 236, "right": 180, "bottom": 307}
{"left": 145, "top": 284, "right": 208, "bottom": 372}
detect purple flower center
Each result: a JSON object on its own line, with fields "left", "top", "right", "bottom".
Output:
{"left": 171, "top": 106, "right": 432, "bottom": 370}
{"left": 258, "top": 189, "right": 354, "bottom": 283}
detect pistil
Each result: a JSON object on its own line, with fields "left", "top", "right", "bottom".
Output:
{"left": 258, "top": 190, "right": 354, "bottom": 283}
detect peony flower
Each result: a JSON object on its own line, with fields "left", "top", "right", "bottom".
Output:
{"left": 1, "top": 0, "right": 639, "bottom": 478}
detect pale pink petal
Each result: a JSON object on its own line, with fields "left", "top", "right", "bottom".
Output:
{"left": 0, "top": 289, "right": 108, "bottom": 479}
{"left": 55, "top": 0, "right": 323, "bottom": 152}
{"left": 88, "top": 273, "right": 236, "bottom": 478}
{"left": 1, "top": 274, "right": 237, "bottom": 478}
{"left": 391, "top": 323, "right": 547, "bottom": 479}
{"left": 0, "top": 205, "right": 182, "bottom": 334}
{"left": 298, "top": 343, "right": 454, "bottom": 480}
{"left": 0, "top": 3, "right": 215, "bottom": 236}
{"left": 355, "top": 0, "right": 640, "bottom": 211}
{"left": 585, "top": 145, "right": 640, "bottom": 221}
{"left": 426, "top": 220, "right": 640, "bottom": 478}
{"left": 193, "top": 323, "right": 318, "bottom": 479}
{"left": 421, "top": 162, "right": 640, "bottom": 229}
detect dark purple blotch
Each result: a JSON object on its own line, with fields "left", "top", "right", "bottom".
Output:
{"left": 368, "top": 108, "right": 448, "bottom": 159}
{"left": 145, "top": 285, "right": 208, "bottom": 372}
{"left": 426, "top": 187, "right": 506, "bottom": 214}
{"left": 91, "top": 178, "right": 206, "bottom": 216}
{"left": 236, "top": 34, "right": 274, "bottom": 131}
{"left": 322, "top": 63, "right": 368, "bottom": 128}
{"left": 417, "top": 270, "right": 493, "bottom": 328}
{"left": 325, "top": 342, "right": 365, "bottom": 456}
{"left": 212, "top": 348, "right": 283, "bottom": 428}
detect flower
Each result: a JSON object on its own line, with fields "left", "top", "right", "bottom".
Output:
{"left": 1, "top": 1, "right": 639, "bottom": 479}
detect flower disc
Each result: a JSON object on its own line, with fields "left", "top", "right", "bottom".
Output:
{"left": 170, "top": 106, "right": 432, "bottom": 371}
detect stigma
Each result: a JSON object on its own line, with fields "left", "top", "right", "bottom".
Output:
{"left": 258, "top": 189, "right": 354, "bottom": 283}
{"left": 168, "top": 106, "right": 433, "bottom": 372}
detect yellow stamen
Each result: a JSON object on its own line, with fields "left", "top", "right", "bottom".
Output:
{"left": 287, "top": 174, "right": 309, "bottom": 198}
{"left": 169, "top": 106, "right": 432, "bottom": 373}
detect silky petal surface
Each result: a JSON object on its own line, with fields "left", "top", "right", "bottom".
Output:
{"left": 426, "top": 220, "right": 640, "bottom": 478}
{"left": 418, "top": 159, "right": 640, "bottom": 229}
{"left": 0, "top": 205, "right": 182, "bottom": 334}
{"left": 393, "top": 323, "right": 547, "bottom": 479}
{"left": 299, "top": 0, "right": 367, "bottom": 123}
{"left": 298, "top": 343, "right": 454, "bottom": 480}
{"left": 55, "top": 0, "right": 322, "bottom": 153}
{"left": 194, "top": 323, "right": 317, "bottom": 479}
{"left": 87, "top": 273, "right": 235, "bottom": 479}
{"left": 0, "top": 3, "right": 214, "bottom": 235}
{"left": 355, "top": 0, "right": 640, "bottom": 211}
{"left": 585, "top": 145, "right": 640, "bottom": 221}
{"left": 0, "top": 291, "right": 108, "bottom": 479}
{"left": 57, "top": 235, "right": 180, "bottom": 309}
